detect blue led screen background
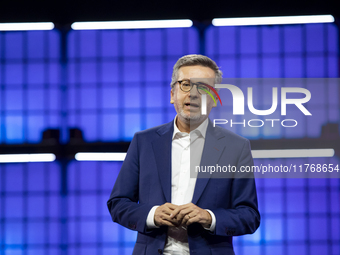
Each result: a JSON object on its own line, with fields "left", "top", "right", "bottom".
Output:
{"left": 0, "top": 23, "right": 339, "bottom": 255}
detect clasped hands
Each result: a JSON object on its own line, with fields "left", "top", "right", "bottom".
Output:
{"left": 154, "top": 202, "right": 212, "bottom": 229}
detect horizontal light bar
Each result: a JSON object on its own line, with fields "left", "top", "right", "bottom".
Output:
{"left": 252, "top": 149, "right": 335, "bottom": 159}
{"left": 0, "top": 22, "right": 54, "bottom": 31}
{"left": 75, "top": 149, "right": 335, "bottom": 161}
{"left": 71, "top": 19, "right": 193, "bottom": 30}
{"left": 75, "top": 152, "right": 126, "bottom": 161}
{"left": 0, "top": 153, "right": 56, "bottom": 163}
{"left": 212, "top": 15, "right": 334, "bottom": 26}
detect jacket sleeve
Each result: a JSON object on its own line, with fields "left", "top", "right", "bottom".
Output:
{"left": 107, "top": 133, "right": 153, "bottom": 233}
{"left": 210, "top": 139, "right": 261, "bottom": 237}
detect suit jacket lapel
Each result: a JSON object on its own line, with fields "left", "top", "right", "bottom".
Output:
{"left": 192, "top": 120, "right": 226, "bottom": 204}
{"left": 152, "top": 121, "right": 174, "bottom": 203}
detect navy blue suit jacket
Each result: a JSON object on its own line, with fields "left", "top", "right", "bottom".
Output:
{"left": 107, "top": 119, "right": 260, "bottom": 255}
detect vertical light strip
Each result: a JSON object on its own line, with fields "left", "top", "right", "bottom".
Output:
{"left": 201, "top": 94, "right": 207, "bottom": 115}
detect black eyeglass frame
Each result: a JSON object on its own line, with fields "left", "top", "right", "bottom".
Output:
{"left": 177, "top": 79, "right": 212, "bottom": 95}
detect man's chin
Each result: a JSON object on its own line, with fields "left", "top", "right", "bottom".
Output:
{"left": 179, "top": 111, "right": 203, "bottom": 122}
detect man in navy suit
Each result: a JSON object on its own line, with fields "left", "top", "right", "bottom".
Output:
{"left": 107, "top": 54, "right": 260, "bottom": 255}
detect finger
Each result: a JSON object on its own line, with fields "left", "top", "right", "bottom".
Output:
{"left": 176, "top": 207, "right": 194, "bottom": 222}
{"left": 157, "top": 219, "right": 178, "bottom": 227}
{"left": 165, "top": 203, "right": 178, "bottom": 210}
{"left": 161, "top": 213, "right": 181, "bottom": 225}
{"left": 185, "top": 213, "right": 200, "bottom": 226}
{"left": 169, "top": 207, "right": 181, "bottom": 218}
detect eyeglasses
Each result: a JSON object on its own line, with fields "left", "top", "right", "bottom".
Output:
{"left": 177, "top": 79, "right": 213, "bottom": 95}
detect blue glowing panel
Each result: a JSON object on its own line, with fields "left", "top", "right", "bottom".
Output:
{"left": 145, "top": 60, "right": 163, "bottom": 82}
{"left": 48, "top": 195, "right": 61, "bottom": 218}
{"left": 284, "top": 56, "right": 303, "bottom": 77}
{"left": 310, "top": 245, "right": 328, "bottom": 255}
{"left": 101, "top": 31, "right": 119, "bottom": 57}
{"left": 102, "top": 220, "right": 120, "bottom": 243}
{"left": 5, "top": 32, "right": 23, "bottom": 59}
{"left": 27, "top": 31, "right": 44, "bottom": 59}
{"left": 145, "top": 30, "right": 163, "bottom": 56}
{"left": 166, "top": 28, "right": 199, "bottom": 55}
{"left": 27, "top": 222, "right": 45, "bottom": 244}
{"left": 80, "top": 114, "right": 98, "bottom": 141}
{"left": 264, "top": 191, "right": 283, "bottom": 213}
{"left": 306, "top": 24, "right": 324, "bottom": 52}
{"left": 5, "top": 196, "right": 23, "bottom": 218}
{"left": 309, "top": 217, "right": 327, "bottom": 241}
{"left": 124, "top": 113, "right": 141, "bottom": 139}
{"left": 80, "top": 31, "right": 97, "bottom": 58}
{"left": 240, "top": 27, "right": 258, "bottom": 55}
{"left": 284, "top": 26, "right": 303, "bottom": 53}
{"left": 27, "top": 196, "right": 45, "bottom": 218}
{"left": 27, "top": 89, "right": 44, "bottom": 110}
{"left": 264, "top": 218, "right": 283, "bottom": 241}
{"left": 265, "top": 245, "right": 284, "bottom": 255}
{"left": 101, "top": 162, "right": 121, "bottom": 190}
{"left": 262, "top": 26, "right": 280, "bottom": 54}
{"left": 5, "top": 89, "right": 23, "bottom": 110}
{"left": 146, "top": 113, "right": 164, "bottom": 128}
{"left": 101, "top": 113, "right": 119, "bottom": 140}
{"left": 242, "top": 246, "right": 261, "bottom": 255}
{"left": 102, "top": 87, "right": 119, "bottom": 109}
{"left": 287, "top": 217, "right": 306, "bottom": 241}
{"left": 103, "top": 248, "right": 121, "bottom": 255}
{"left": 123, "top": 30, "right": 141, "bottom": 56}
{"left": 5, "top": 222, "right": 23, "bottom": 244}
{"left": 308, "top": 190, "right": 327, "bottom": 213}
{"left": 80, "top": 221, "right": 97, "bottom": 243}
{"left": 80, "top": 195, "right": 97, "bottom": 217}
{"left": 48, "top": 88, "right": 60, "bottom": 111}
{"left": 286, "top": 191, "right": 306, "bottom": 213}
{"left": 4, "top": 164, "right": 24, "bottom": 192}
{"left": 27, "top": 115, "right": 45, "bottom": 142}
{"left": 48, "top": 63, "right": 60, "bottom": 85}
{"left": 78, "top": 162, "right": 98, "bottom": 190}
{"left": 219, "top": 58, "right": 236, "bottom": 78}
{"left": 287, "top": 245, "right": 307, "bottom": 255}
{"left": 80, "top": 62, "right": 97, "bottom": 84}
{"left": 262, "top": 57, "right": 281, "bottom": 77}
{"left": 5, "top": 63, "right": 23, "bottom": 85}
{"left": 145, "top": 85, "right": 165, "bottom": 108}
{"left": 306, "top": 56, "right": 325, "bottom": 77}
{"left": 123, "top": 87, "right": 141, "bottom": 108}
{"left": 27, "top": 63, "right": 45, "bottom": 84}
{"left": 80, "top": 88, "right": 97, "bottom": 110}
{"left": 240, "top": 57, "right": 258, "bottom": 77}
{"left": 101, "top": 62, "right": 119, "bottom": 83}
{"left": 123, "top": 61, "right": 141, "bottom": 82}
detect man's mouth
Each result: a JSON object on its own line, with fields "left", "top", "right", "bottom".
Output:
{"left": 184, "top": 102, "right": 200, "bottom": 108}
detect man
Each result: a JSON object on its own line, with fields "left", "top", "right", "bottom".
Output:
{"left": 107, "top": 54, "right": 260, "bottom": 255}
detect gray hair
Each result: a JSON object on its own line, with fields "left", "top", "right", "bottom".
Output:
{"left": 170, "top": 54, "right": 223, "bottom": 89}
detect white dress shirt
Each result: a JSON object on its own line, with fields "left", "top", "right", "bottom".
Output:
{"left": 146, "top": 117, "right": 216, "bottom": 255}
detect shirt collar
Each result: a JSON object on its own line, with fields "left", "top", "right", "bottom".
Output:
{"left": 172, "top": 116, "right": 209, "bottom": 140}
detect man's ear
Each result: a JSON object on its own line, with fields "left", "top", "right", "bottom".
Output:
{"left": 170, "top": 89, "right": 174, "bottom": 104}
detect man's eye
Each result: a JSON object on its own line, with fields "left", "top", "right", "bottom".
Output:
{"left": 183, "top": 83, "right": 191, "bottom": 87}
